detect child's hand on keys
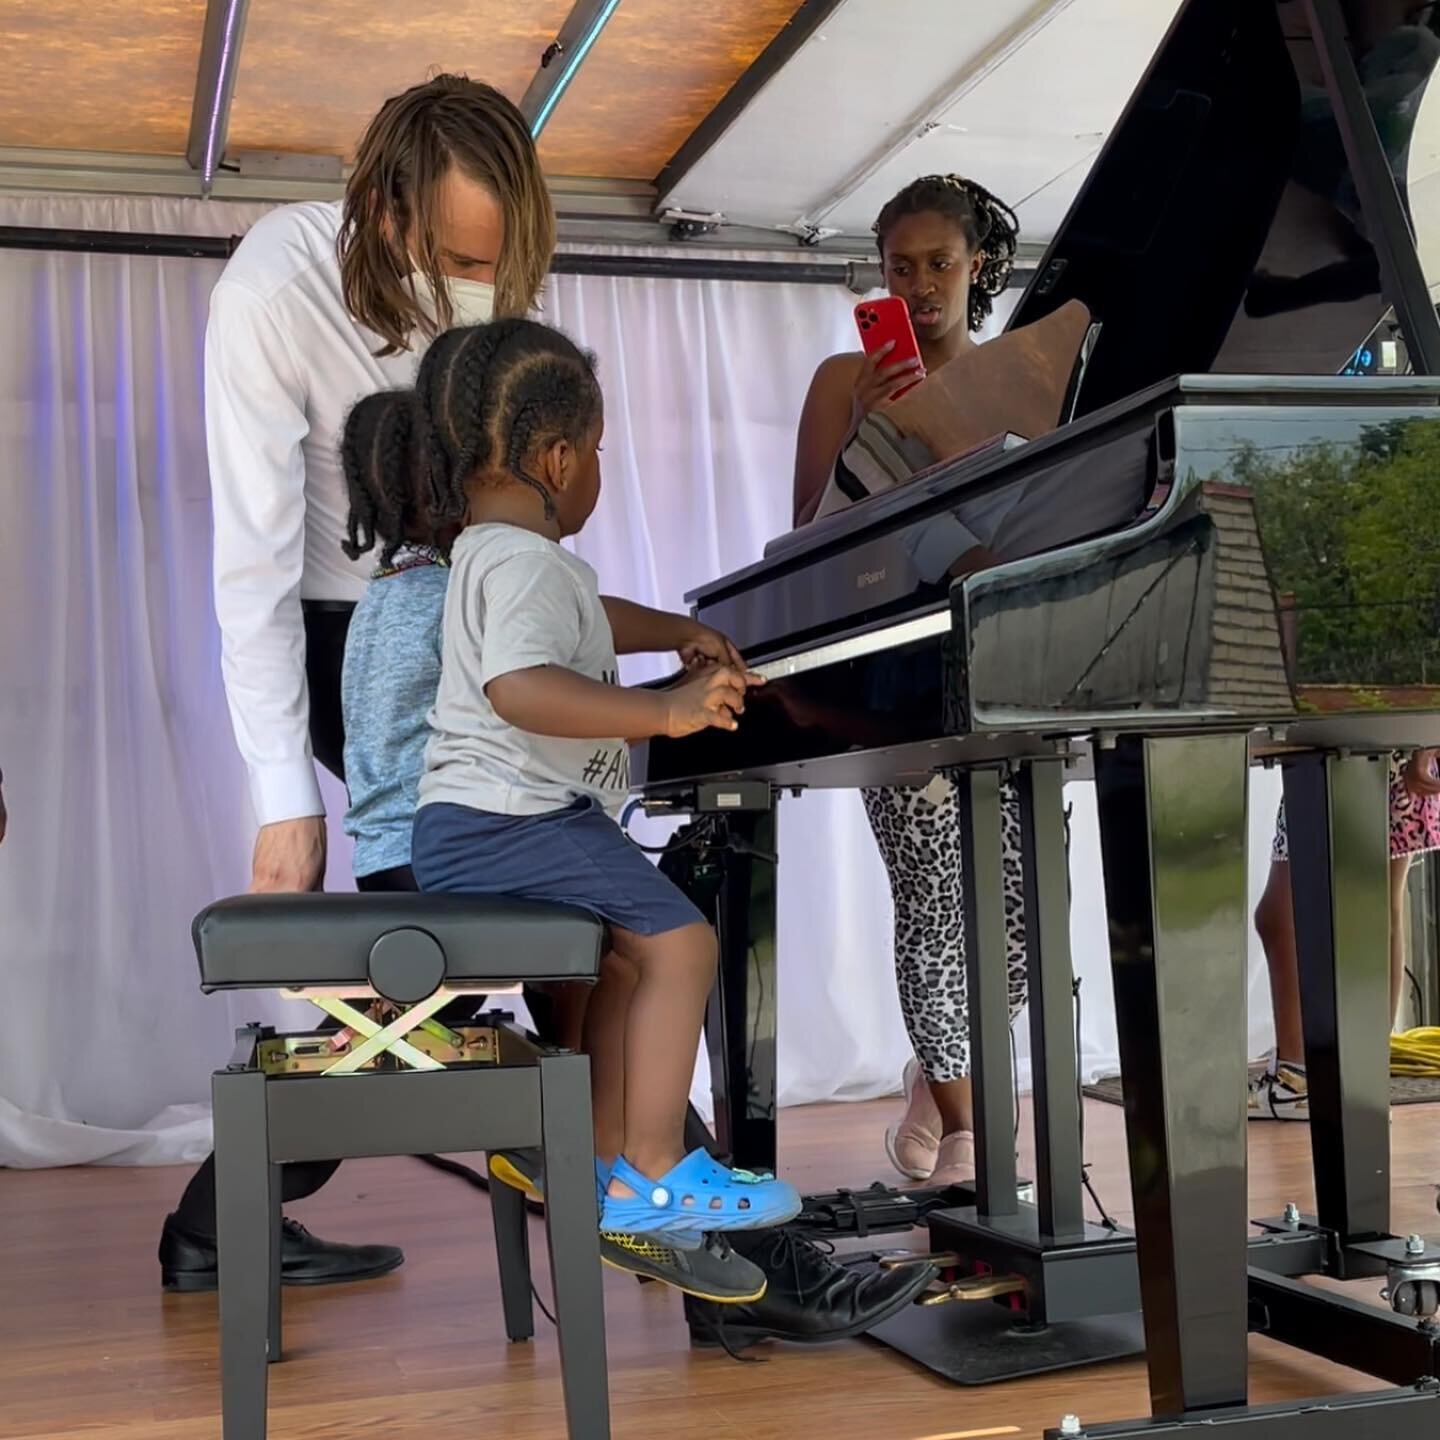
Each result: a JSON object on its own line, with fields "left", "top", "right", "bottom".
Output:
{"left": 678, "top": 621, "right": 745, "bottom": 673}
{"left": 663, "top": 664, "right": 764, "bottom": 738}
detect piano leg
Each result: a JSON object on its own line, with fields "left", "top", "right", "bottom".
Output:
{"left": 703, "top": 806, "right": 780, "bottom": 1176}
{"left": 1015, "top": 758, "right": 1087, "bottom": 1244}
{"left": 1094, "top": 733, "right": 1251, "bottom": 1417}
{"left": 955, "top": 765, "right": 1021, "bottom": 1217}
{"left": 1281, "top": 752, "right": 1391, "bottom": 1256}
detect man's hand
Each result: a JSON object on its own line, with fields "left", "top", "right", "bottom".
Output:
{"left": 250, "top": 815, "right": 327, "bottom": 893}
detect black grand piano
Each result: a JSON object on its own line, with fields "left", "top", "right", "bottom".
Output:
{"left": 635, "top": 2, "right": 1440, "bottom": 1437}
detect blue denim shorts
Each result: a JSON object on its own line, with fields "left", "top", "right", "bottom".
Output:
{"left": 412, "top": 797, "right": 705, "bottom": 937}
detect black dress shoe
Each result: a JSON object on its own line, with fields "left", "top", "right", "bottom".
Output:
{"left": 684, "top": 1228, "right": 935, "bottom": 1349}
{"left": 159, "top": 1213, "right": 404, "bottom": 1292}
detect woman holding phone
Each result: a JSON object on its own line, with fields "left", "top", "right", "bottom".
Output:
{"left": 792, "top": 175, "right": 1026, "bottom": 1188}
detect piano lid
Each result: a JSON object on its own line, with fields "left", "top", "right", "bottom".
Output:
{"left": 1008, "top": 0, "right": 1440, "bottom": 418}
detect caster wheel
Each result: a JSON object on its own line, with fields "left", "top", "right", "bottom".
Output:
{"left": 1390, "top": 1279, "right": 1440, "bottom": 1318}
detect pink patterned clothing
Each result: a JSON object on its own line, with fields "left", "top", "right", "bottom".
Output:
{"left": 1272, "top": 751, "right": 1440, "bottom": 863}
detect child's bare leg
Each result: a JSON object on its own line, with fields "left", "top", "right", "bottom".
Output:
{"left": 582, "top": 951, "right": 640, "bottom": 1167}
{"left": 605, "top": 921, "right": 717, "bottom": 1191}
{"left": 528, "top": 981, "right": 591, "bottom": 1051}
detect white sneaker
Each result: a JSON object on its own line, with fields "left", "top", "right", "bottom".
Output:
{"left": 1248, "top": 1061, "right": 1310, "bottom": 1122}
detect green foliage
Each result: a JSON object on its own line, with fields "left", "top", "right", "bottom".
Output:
{"left": 1241, "top": 417, "right": 1440, "bottom": 686}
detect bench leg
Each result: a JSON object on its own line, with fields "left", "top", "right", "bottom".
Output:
{"left": 267, "top": 1162, "right": 283, "bottom": 1363}
{"left": 488, "top": 1150, "right": 535, "bottom": 1342}
{"left": 539, "top": 1053, "right": 610, "bottom": 1440}
{"left": 214, "top": 1068, "right": 272, "bottom": 1440}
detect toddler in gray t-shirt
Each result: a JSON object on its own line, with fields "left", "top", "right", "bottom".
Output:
{"left": 419, "top": 522, "right": 629, "bottom": 817}
{"left": 400, "top": 320, "right": 801, "bottom": 1302}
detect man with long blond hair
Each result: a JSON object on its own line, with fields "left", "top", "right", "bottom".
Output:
{"left": 163, "top": 75, "right": 555, "bottom": 1291}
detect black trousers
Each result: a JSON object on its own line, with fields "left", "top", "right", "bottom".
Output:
{"left": 173, "top": 604, "right": 367, "bottom": 1235}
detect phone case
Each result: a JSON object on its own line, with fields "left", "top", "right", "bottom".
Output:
{"left": 854, "top": 296, "right": 925, "bottom": 401}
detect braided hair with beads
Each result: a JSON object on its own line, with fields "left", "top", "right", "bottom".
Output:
{"left": 412, "top": 319, "right": 602, "bottom": 525}
{"left": 873, "top": 175, "right": 1019, "bottom": 333}
{"left": 340, "top": 388, "right": 432, "bottom": 566}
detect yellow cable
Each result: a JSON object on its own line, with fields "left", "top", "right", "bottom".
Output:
{"left": 1390, "top": 1027, "right": 1440, "bottom": 1077}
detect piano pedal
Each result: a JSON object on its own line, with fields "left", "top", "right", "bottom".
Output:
{"left": 879, "top": 1250, "right": 961, "bottom": 1271}
{"left": 919, "top": 1273, "right": 1028, "bottom": 1307}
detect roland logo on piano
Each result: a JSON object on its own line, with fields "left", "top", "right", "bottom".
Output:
{"left": 857, "top": 567, "right": 887, "bottom": 589}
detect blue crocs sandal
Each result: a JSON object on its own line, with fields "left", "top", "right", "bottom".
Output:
{"left": 600, "top": 1149, "right": 801, "bottom": 1241}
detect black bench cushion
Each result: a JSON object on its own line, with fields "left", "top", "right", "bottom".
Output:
{"left": 193, "top": 893, "right": 604, "bottom": 993}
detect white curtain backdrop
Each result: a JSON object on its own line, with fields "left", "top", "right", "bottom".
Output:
{"left": 0, "top": 191, "right": 1283, "bottom": 1171}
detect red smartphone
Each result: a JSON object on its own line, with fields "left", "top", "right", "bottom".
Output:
{"left": 854, "top": 295, "right": 925, "bottom": 401}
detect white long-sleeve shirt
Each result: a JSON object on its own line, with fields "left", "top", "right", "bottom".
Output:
{"left": 207, "top": 200, "right": 425, "bottom": 827}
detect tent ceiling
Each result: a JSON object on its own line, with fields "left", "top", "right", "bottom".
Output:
{"left": 226, "top": 0, "right": 571, "bottom": 159}
{"left": 659, "top": 0, "right": 1184, "bottom": 243}
{"left": 0, "top": 0, "right": 1182, "bottom": 256}
{"left": 0, "top": 0, "right": 207, "bottom": 154}
{"left": 536, "top": 0, "right": 802, "bottom": 179}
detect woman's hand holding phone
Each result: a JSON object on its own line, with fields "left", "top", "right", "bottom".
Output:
{"left": 852, "top": 297, "right": 925, "bottom": 425}
{"left": 851, "top": 341, "right": 924, "bottom": 426}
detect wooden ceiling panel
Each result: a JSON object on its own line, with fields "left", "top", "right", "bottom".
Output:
{"left": 0, "top": 0, "right": 206, "bottom": 154}
{"left": 226, "top": 0, "right": 573, "bottom": 158}
{"left": 537, "top": 0, "right": 804, "bottom": 179}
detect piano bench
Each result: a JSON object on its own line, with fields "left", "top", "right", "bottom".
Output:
{"left": 192, "top": 892, "right": 609, "bottom": 1440}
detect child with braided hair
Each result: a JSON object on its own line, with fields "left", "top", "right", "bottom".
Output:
{"left": 792, "top": 175, "right": 1029, "bottom": 1188}
{"left": 338, "top": 389, "right": 455, "bottom": 893}
{"left": 399, "top": 318, "right": 798, "bottom": 1301}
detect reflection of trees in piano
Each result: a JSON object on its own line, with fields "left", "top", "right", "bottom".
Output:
{"left": 1241, "top": 418, "right": 1440, "bottom": 696}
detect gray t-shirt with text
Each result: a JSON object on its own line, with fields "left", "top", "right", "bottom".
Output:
{"left": 418, "top": 524, "right": 630, "bottom": 817}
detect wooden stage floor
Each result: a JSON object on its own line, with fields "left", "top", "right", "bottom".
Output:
{"left": 3, "top": 1095, "right": 1438, "bottom": 1440}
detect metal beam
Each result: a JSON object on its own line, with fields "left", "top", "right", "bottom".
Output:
{"left": 790, "top": 0, "right": 1077, "bottom": 239}
{"left": 0, "top": 146, "right": 333, "bottom": 203}
{"left": 0, "top": 148, "right": 655, "bottom": 214}
{"left": 520, "top": 0, "right": 623, "bottom": 139}
{"left": 0, "top": 147, "right": 1048, "bottom": 268}
{"left": 0, "top": 224, "right": 873, "bottom": 288}
{"left": 186, "top": 0, "right": 253, "bottom": 197}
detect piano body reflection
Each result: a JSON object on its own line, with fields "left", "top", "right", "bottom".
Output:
{"left": 636, "top": 0, "right": 1440, "bottom": 1433}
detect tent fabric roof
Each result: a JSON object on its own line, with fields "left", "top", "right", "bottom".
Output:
{"left": 0, "top": 0, "right": 806, "bottom": 177}
{"left": 0, "top": 0, "right": 1181, "bottom": 253}
{"left": 1, "top": 0, "right": 208, "bottom": 155}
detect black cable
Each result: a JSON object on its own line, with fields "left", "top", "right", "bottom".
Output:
{"left": 1074, "top": 978, "right": 1086, "bottom": 1164}
{"left": 531, "top": 1282, "right": 558, "bottom": 1327}
{"left": 1407, "top": 965, "right": 1424, "bottom": 1028}
{"left": 415, "top": 1153, "right": 558, "bottom": 1323}
{"left": 620, "top": 802, "right": 724, "bottom": 856}
{"left": 1073, "top": 975, "right": 1118, "bottom": 1232}
{"left": 415, "top": 1151, "right": 489, "bottom": 1188}
{"left": 1010, "top": 1023, "right": 1021, "bottom": 1145}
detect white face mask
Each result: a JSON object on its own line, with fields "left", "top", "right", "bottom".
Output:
{"left": 409, "top": 265, "right": 496, "bottom": 329}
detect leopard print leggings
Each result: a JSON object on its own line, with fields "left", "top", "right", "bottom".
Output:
{"left": 863, "top": 778, "right": 1029, "bottom": 1084}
